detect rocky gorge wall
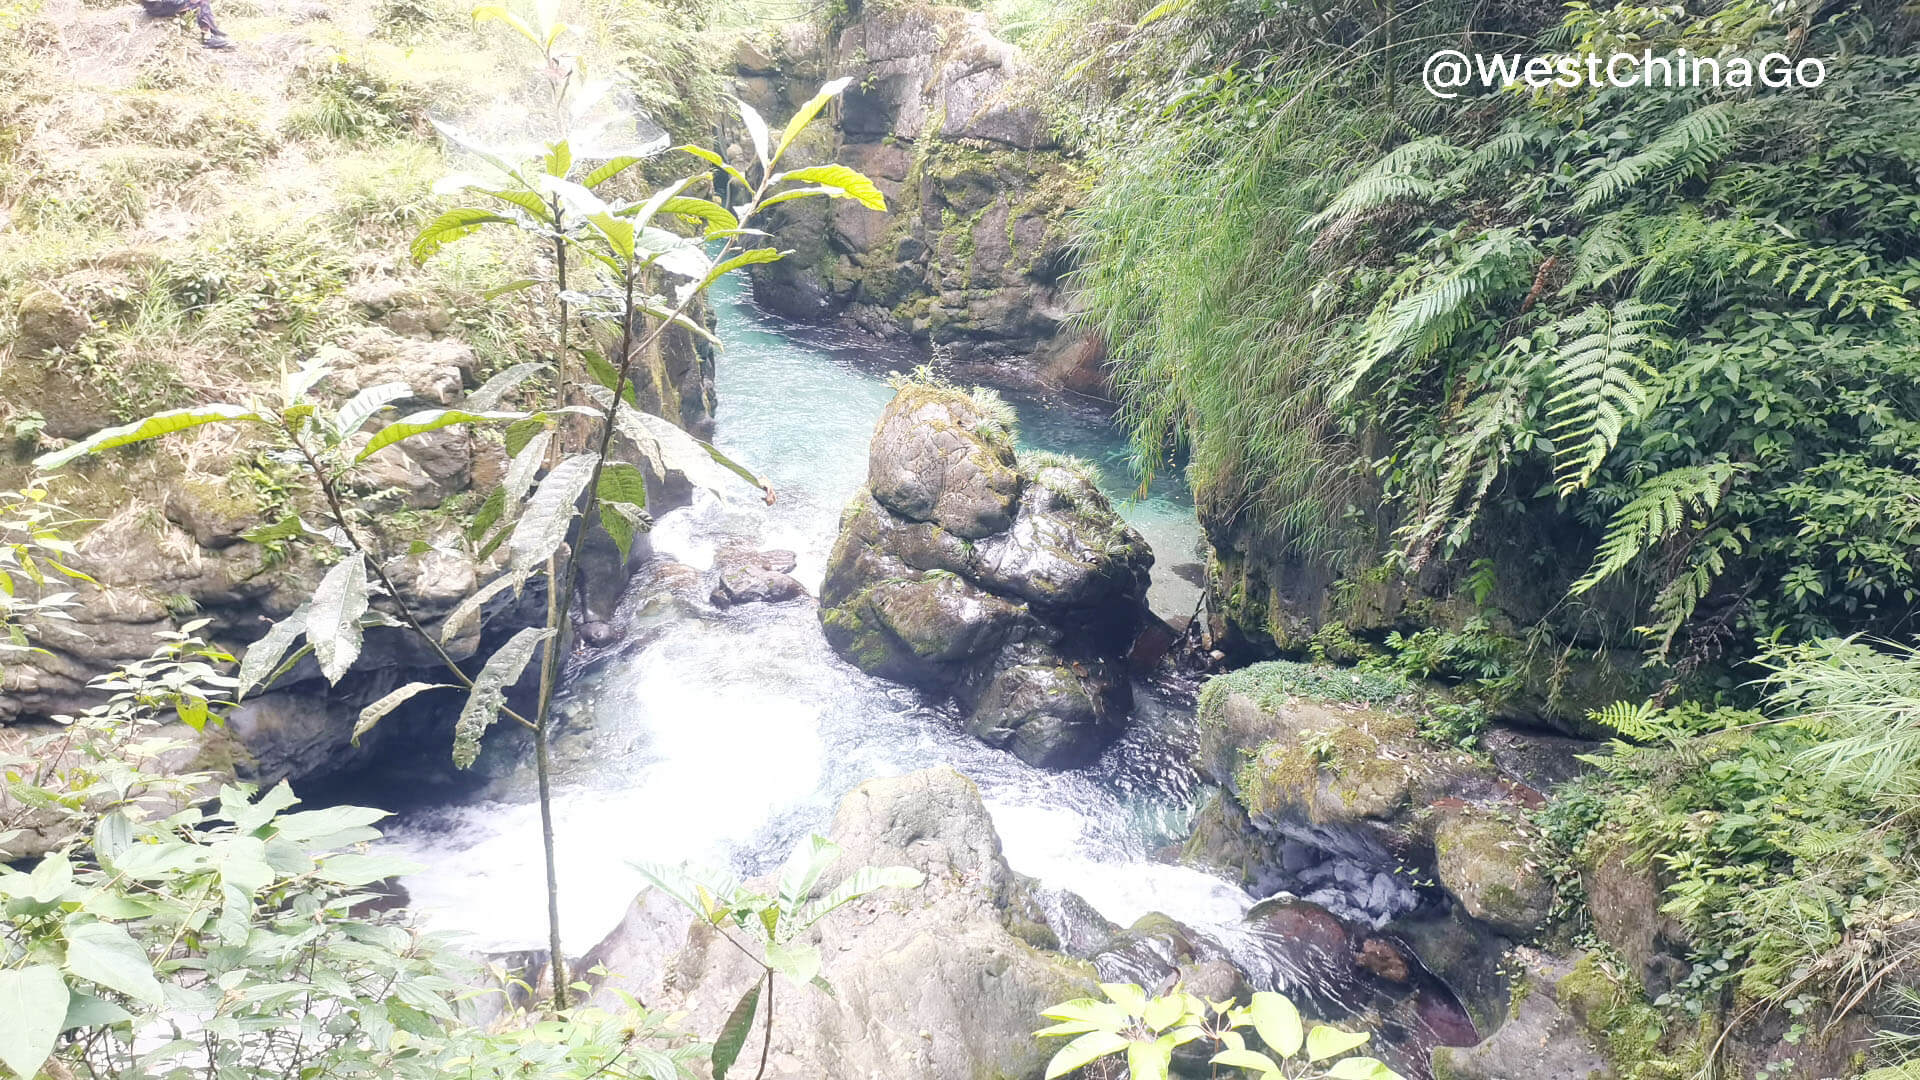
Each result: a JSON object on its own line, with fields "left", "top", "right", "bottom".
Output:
{"left": 726, "top": 7, "right": 1107, "bottom": 394}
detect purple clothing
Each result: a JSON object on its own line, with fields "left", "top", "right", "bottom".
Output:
{"left": 140, "top": 0, "right": 221, "bottom": 36}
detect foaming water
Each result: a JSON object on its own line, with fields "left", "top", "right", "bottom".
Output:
{"left": 381, "top": 275, "right": 1226, "bottom": 953}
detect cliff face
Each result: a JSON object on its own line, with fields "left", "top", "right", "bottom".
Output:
{"left": 0, "top": 0, "right": 721, "bottom": 789}
{"left": 728, "top": 8, "right": 1104, "bottom": 391}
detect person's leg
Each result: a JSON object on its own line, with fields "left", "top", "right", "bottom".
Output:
{"left": 194, "top": 0, "right": 234, "bottom": 47}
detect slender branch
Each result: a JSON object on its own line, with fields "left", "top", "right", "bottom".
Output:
{"left": 277, "top": 415, "right": 537, "bottom": 730}
{"left": 536, "top": 193, "right": 574, "bottom": 1013}
{"left": 753, "top": 968, "right": 775, "bottom": 1080}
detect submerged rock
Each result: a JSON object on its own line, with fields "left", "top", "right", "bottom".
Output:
{"left": 582, "top": 767, "right": 1094, "bottom": 1079}
{"left": 821, "top": 383, "right": 1152, "bottom": 767}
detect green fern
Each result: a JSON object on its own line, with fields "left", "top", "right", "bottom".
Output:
{"left": 1336, "top": 228, "right": 1533, "bottom": 402}
{"left": 1543, "top": 301, "right": 1673, "bottom": 494}
{"left": 1303, "top": 136, "right": 1464, "bottom": 233}
{"left": 1572, "top": 462, "right": 1738, "bottom": 594}
{"left": 1571, "top": 101, "right": 1747, "bottom": 215}
{"left": 1590, "top": 699, "right": 1666, "bottom": 740}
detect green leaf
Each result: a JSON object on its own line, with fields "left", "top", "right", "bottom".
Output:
{"left": 596, "top": 461, "right": 647, "bottom": 511}
{"left": 34, "top": 404, "right": 262, "bottom": 471}
{"left": 61, "top": 991, "right": 133, "bottom": 1032}
{"left": 712, "top": 981, "right": 761, "bottom": 1080}
{"left": 1305, "top": 1025, "right": 1371, "bottom": 1062}
{"left": 63, "top": 919, "right": 166, "bottom": 1006}
{"left": 657, "top": 196, "right": 739, "bottom": 238}
{"left": 452, "top": 627, "right": 552, "bottom": 768}
{"left": 0, "top": 965, "right": 67, "bottom": 1079}
{"left": 1211, "top": 1047, "right": 1283, "bottom": 1073}
{"left": 465, "top": 362, "right": 548, "bottom": 411}
{"left": 696, "top": 246, "right": 785, "bottom": 294}
{"left": 1044, "top": 1031, "right": 1128, "bottom": 1079}
{"left": 770, "top": 164, "right": 886, "bottom": 211}
{"left": 764, "top": 939, "right": 821, "bottom": 984}
{"left": 356, "top": 408, "right": 526, "bottom": 462}
{"left": 411, "top": 207, "right": 514, "bottom": 263}
{"left": 584, "top": 349, "right": 637, "bottom": 406}
{"left": 776, "top": 834, "right": 840, "bottom": 922}
{"left": 1325, "top": 1058, "right": 1403, "bottom": 1080}
{"left": 678, "top": 144, "right": 749, "bottom": 190}
{"left": 307, "top": 554, "right": 370, "bottom": 685}
{"left": 1126, "top": 1037, "right": 1172, "bottom": 1080}
{"left": 1248, "top": 990, "right": 1303, "bottom": 1058}
{"left": 544, "top": 139, "right": 571, "bottom": 178}
{"left": 315, "top": 852, "right": 420, "bottom": 887}
{"left": 483, "top": 277, "right": 541, "bottom": 300}
{"left": 335, "top": 381, "right": 413, "bottom": 438}
{"left": 582, "top": 155, "right": 648, "bottom": 190}
{"left": 587, "top": 212, "right": 636, "bottom": 261}
{"left": 774, "top": 77, "right": 852, "bottom": 165}
{"left": 735, "top": 98, "right": 772, "bottom": 168}
{"left": 237, "top": 607, "right": 309, "bottom": 700}
{"left": 796, "top": 865, "right": 923, "bottom": 928}
{"left": 355, "top": 682, "right": 452, "bottom": 746}
{"left": 438, "top": 569, "right": 527, "bottom": 646}
{"left": 509, "top": 453, "right": 597, "bottom": 572}
{"left": 599, "top": 502, "right": 647, "bottom": 563}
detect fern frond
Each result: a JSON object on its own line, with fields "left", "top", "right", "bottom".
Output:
{"left": 1572, "top": 102, "right": 1748, "bottom": 215}
{"left": 1572, "top": 462, "right": 1738, "bottom": 594}
{"left": 1591, "top": 699, "right": 1665, "bottom": 740}
{"left": 1303, "top": 136, "right": 1465, "bottom": 233}
{"left": 1544, "top": 301, "right": 1674, "bottom": 493}
{"left": 1335, "top": 229, "right": 1533, "bottom": 401}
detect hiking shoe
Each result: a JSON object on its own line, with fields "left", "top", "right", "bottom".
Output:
{"left": 203, "top": 32, "right": 234, "bottom": 49}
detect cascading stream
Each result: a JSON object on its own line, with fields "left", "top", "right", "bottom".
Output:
{"left": 377, "top": 276, "right": 1471, "bottom": 1074}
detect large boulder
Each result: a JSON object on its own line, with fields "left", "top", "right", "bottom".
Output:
{"left": 821, "top": 384, "right": 1151, "bottom": 767}
{"left": 1430, "top": 950, "right": 1615, "bottom": 1080}
{"left": 1432, "top": 806, "right": 1554, "bottom": 939}
{"left": 583, "top": 767, "right": 1096, "bottom": 1079}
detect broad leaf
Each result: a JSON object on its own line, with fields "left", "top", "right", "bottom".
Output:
{"left": 0, "top": 965, "right": 67, "bottom": 1080}
{"left": 508, "top": 453, "right": 597, "bottom": 571}
{"left": 775, "top": 77, "right": 852, "bottom": 165}
{"left": 412, "top": 207, "right": 514, "bottom": 263}
{"left": 582, "top": 155, "right": 647, "bottom": 190}
{"left": 1045, "top": 1031, "right": 1129, "bottom": 1080}
{"left": 696, "top": 246, "right": 785, "bottom": 294}
{"left": 657, "top": 196, "right": 739, "bottom": 238}
{"left": 483, "top": 277, "right": 541, "bottom": 299}
{"left": 356, "top": 408, "right": 525, "bottom": 462}
{"left": 712, "top": 981, "right": 761, "bottom": 1080}
{"left": 1248, "top": 990, "right": 1304, "bottom": 1058}
{"left": 764, "top": 939, "right": 821, "bottom": 984}
{"left": 237, "top": 606, "right": 309, "bottom": 699}
{"left": 677, "top": 144, "right": 748, "bottom": 190}
{"left": 1126, "top": 1037, "right": 1172, "bottom": 1080}
{"left": 63, "top": 920, "right": 165, "bottom": 1006}
{"left": 354, "top": 682, "right": 453, "bottom": 745}
{"left": 1325, "top": 1058, "right": 1402, "bottom": 1080}
{"left": 335, "top": 381, "right": 413, "bottom": 438}
{"left": 34, "top": 404, "right": 261, "bottom": 471}
{"left": 599, "top": 501, "right": 647, "bottom": 563}
{"left": 61, "top": 991, "right": 133, "bottom": 1032}
{"left": 764, "top": 161, "right": 883, "bottom": 210}
{"left": 437, "top": 569, "right": 527, "bottom": 646}
{"left": 775, "top": 834, "right": 840, "bottom": 921}
{"left": 735, "top": 97, "right": 771, "bottom": 168}
{"left": 796, "top": 865, "right": 923, "bottom": 928}
{"left": 465, "top": 362, "right": 548, "bottom": 410}
{"left": 1211, "top": 1047, "right": 1283, "bottom": 1073}
{"left": 308, "top": 554, "right": 370, "bottom": 684}
{"left": 1305, "top": 1025, "right": 1371, "bottom": 1062}
{"left": 451, "top": 627, "right": 552, "bottom": 768}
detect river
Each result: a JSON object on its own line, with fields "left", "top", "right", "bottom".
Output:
{"left": 380, "top": 274, "right": 1241, "bottom": 953}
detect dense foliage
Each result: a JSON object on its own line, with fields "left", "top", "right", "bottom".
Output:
{"left": 1058, "top": 0, "right": 1920, "bottom": 671}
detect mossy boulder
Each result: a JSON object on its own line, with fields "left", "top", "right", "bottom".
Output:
{"left": 1432, "top": 806, "right": 1554, "bottom": 938}
{"left": 821, "top": 383, "right": 1151, "bottom": 767}
{"left": 1430, "top": 949, "right": 1615, "bottom": 1080}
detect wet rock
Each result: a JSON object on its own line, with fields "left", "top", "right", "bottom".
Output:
{"left": 1433, "top": 806, "right": 1554, "bottom": 939}
{"left": 1355, "top": 935, "right": 1412, "bottom": 983}
{"left": 1246, "top": 894, "right": 1351, "bottom": 961}
{"left": 1430, "top": 949, "right": 1614, "bottom": 1080}
{"left": 1579, "top": 834, "right": 1692, "bottom": 999}
{"left": 579, "top": 620, "right": 617, "bottom": 647}
{"left": 1481, "top": 724, "right": 1599, "bottom": 792}
{"left": 1389, "top": 907, "right": 1511, "bottom": 1035}
{"left": 821, "top": 384, "right": 1152, "bottom": 766}
{"left": 586, "top": 767, "right": 1095, "bottom": 1079}
{"left": 709, "top": 548, "right": 808, "bottom": 606}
